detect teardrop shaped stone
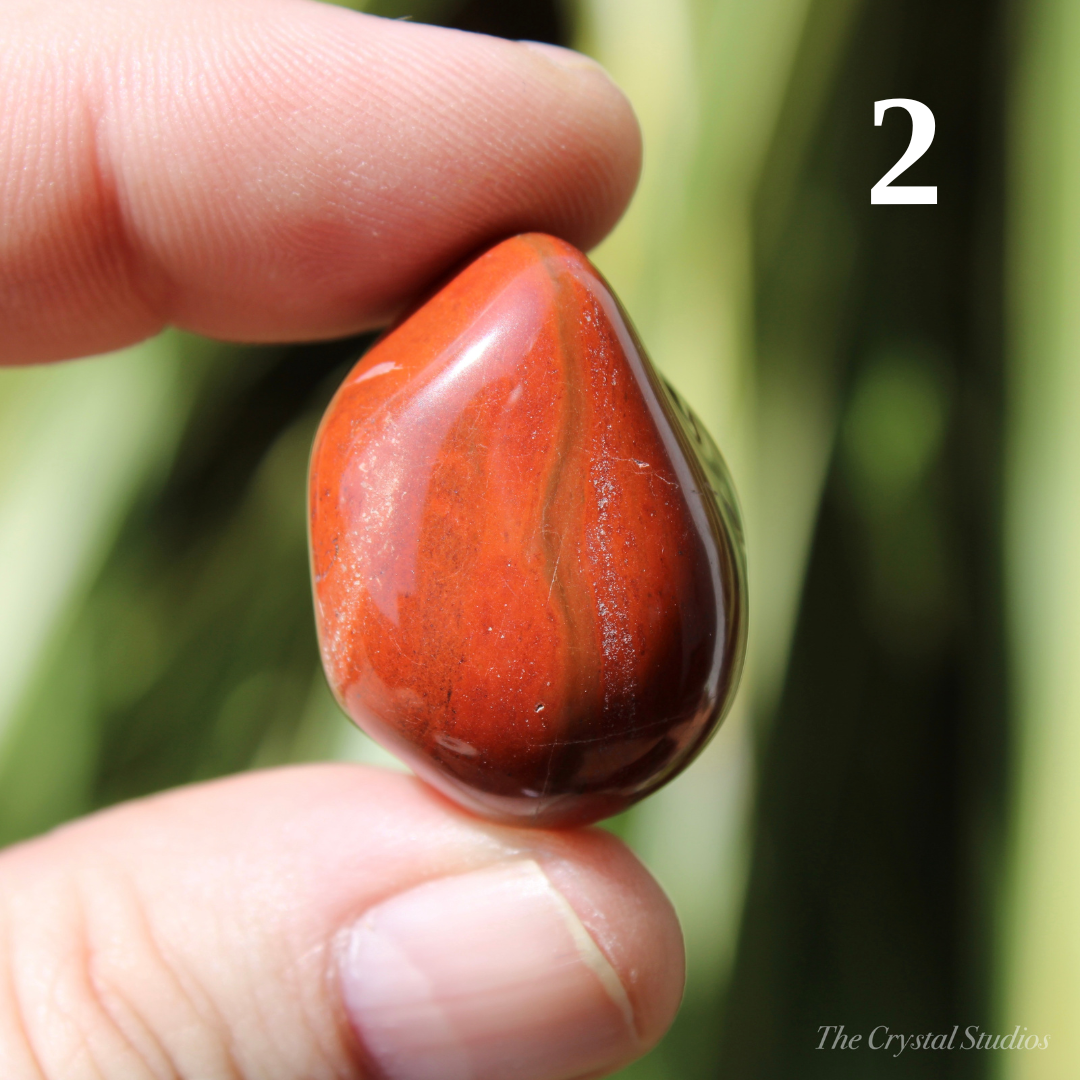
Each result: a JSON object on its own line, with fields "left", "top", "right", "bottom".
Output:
{"left": 309, "top": 233, "right": 746, "bottom": 827}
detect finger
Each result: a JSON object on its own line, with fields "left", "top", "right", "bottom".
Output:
{"left": 1, "top": 0, "right": 640, "bottom": 363}
{"left": 0, "top": 765, "right": 683, "bottom": 1080}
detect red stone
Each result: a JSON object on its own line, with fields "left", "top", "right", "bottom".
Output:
{"left": 309, "top": 234, "right": 746, "bottom": 827}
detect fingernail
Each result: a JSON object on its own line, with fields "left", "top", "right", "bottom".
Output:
{"left": 518, "top": 40, "right": 609, "bottom": 76}
{"left": 339, "top": 860, "right": 637, "bottom": 1080}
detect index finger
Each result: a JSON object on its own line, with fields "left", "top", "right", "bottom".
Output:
{"left": 0, "top": 0, "right": 640, "bottom": 363}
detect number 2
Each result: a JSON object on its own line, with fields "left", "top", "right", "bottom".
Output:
{"left": 871, "top": 99, "right": 937, "bottom": 205}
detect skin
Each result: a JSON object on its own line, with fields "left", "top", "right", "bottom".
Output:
{"left": 0, "top": 2, "right": 685, "bottom": 1079}
{"left": 1, "top": 0, "right": 640, "bottom": 361}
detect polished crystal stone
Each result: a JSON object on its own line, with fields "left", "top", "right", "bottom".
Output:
{"left": 309, "top": 234, "right": 746, "bottom": 827}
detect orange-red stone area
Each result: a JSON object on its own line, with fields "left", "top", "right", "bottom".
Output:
{"left": 309, "top": 234, "right": 745, "bottom": 827}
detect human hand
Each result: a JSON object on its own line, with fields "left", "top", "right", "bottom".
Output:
{"left": 0, "top": 2, "right": 684, "bottom": 1079}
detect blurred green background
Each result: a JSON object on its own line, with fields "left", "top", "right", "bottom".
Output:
{"left": 2, "top": 0, "right": 1078, "bottom": 1075}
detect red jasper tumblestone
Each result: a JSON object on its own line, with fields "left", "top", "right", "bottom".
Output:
{"left": 309, "top": 233, "right": 746, "bottom": 827}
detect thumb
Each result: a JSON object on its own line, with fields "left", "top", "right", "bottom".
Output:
{"left": 0, "top": 765, "right": 683, "bottom": 1080}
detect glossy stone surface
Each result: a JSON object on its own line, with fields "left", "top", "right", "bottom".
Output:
{"left": 309, "top": 234, "right": 746, "bottom": 827}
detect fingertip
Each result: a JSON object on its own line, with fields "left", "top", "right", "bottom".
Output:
{"left": 1, "top": 0, "right": 643, "bottom": 361}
